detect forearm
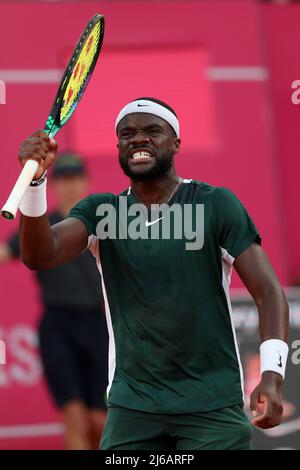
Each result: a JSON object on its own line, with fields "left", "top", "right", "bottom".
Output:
{"left": 234, "top": 244, "right": 289, "bottom": 342}
{"left": 19, "top": 213, "right": 58, "bottom": 269}
{"left": 15, "top": 131, "right": 88, "bottom": 270}
{"left": 250, "top": 284, "right": 288, "bottom": 427}
{"left": 256, "top": 283, "right": 289, "bottom": 342}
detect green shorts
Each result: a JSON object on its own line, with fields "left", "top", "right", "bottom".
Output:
{"left": 100, "top": 404, "right": 253, "bottom": 450}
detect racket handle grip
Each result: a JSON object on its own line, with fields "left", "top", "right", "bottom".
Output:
{"left": 1, "top": 160, "right": 40, "bottom": 220}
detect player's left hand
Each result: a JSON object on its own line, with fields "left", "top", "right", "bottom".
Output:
{"left": 250, "top": 371, "right": 283, "bottom": 429}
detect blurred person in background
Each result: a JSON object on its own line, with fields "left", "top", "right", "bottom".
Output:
{"left": 0, "top": 153, "right": 108, "bottom": 450}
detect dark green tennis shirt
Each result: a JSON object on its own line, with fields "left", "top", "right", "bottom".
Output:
{"left": 68, "top": 179, "right": 261, "bottom": 413}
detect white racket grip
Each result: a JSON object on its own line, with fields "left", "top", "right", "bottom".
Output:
{"left": 1, "top": 159, "right": 39, "bottom": 220}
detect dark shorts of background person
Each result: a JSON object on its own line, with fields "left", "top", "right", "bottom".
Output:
{"left": 39, "top": 306, "right": 108, "bottom": 410}
{"left": 100, "top": 404, "right": 253, "bottom": 450}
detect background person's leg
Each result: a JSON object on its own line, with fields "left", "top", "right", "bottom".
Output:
{"left": 39, "top": 309, "right": 98, "bottom": 450}
{"left": 75, "top": 308, "right": 109, "bottom": 449}
{"left": 62, "top": 399, "right": 92, "bottom": 450}
{"left": 89, "top": 409, "right": 107, "bottom": 449}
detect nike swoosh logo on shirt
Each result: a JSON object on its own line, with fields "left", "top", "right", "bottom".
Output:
{"left": 145, "top": 217, "right": 164, "bottom": 227}
{"left": 277, "top": 352, "right": 282, "bottom": 368}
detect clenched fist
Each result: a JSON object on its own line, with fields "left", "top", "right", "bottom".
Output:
{"left": 19, "top": 130, "right": 58, "bottom": 180}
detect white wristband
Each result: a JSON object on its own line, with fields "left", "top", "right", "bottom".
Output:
{"left": 260, "top": 339, "right": 289, "bottom": 379}
{"left": 19, "top": 178, "right": 47, "bottom": 217}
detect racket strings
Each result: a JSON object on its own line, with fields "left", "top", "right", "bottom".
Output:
{"left": 60, "top": 20, "right": 102, "bottom": 123}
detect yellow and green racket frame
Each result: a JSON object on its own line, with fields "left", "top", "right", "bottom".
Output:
{"left": 1, "top": 14, "right": 104, "bottom": 220}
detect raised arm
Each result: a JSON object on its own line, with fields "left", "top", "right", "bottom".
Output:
{"left": 17, "top": 131, "right": 88, "bottom": 270}
{"left": 234, "top": 242, "right": 289, "bottom": 429}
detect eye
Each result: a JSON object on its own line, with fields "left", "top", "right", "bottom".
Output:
{"left": 120, "top": 132, "right": 132, "bottom": 139}
{"left": 149, "top": 129, "right": 161, "bottom": 135}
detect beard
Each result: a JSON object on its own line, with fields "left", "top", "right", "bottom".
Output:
{"left": 119, "top": 150, "right": 173, "bottom": 181}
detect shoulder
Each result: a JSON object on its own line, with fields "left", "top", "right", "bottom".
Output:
{"left": 183, "top": 179, "right": 214, "bottom": 190}
{"left": 181, "top": 179, "right": 214, "bottom": 194}
{"left": 182, "top": 179, "right": 234, "bottom": 200}
{"left": 190, "top": 181, "right": 236, "bottom": 196}
{"left": 74, "top": 192, "right": 120, "bottom": 210}
{"left": 183, "top": 179, "right": 226, "bottom": 193}
{"left": 211, "top": 186, "right": 245, "bottom": 209}
{"left": 182, "top": 181, "right": 245, "bottom": 213}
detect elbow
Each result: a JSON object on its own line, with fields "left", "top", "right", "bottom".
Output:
{"left": 21, "top": 256, "right": 40, "bottom": 270}
{"left": 21, "top": 254, "right": 48, "bottom": 271}
{"left": 276, "top": 284, "right": 289, "bottom": 313}
{"left": 282, "top": 288, "right": 290, "bottom": 315}
{"left": 254, "top": 281, "right": 287, "bottom": 308}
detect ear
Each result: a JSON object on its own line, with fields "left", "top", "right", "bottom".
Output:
{"left": 173, "top": 138, "right": 181, "bottom": 154}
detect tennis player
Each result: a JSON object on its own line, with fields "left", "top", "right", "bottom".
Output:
{"left": 17, "top": 98, "right": 289, "bottom": 450}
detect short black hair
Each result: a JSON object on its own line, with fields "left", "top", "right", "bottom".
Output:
{"left": 133, "top": 97, "right": 177, "bottom": 117}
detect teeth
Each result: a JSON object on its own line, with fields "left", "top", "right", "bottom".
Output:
{"left": 132, "top": 151, "right": 151, "bottom": 160}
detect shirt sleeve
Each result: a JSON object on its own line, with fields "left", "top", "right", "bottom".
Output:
{"left": 67, "top": 195, "right": 98, "bottom": 236}
{"left": 213, "top": 187, "right": 261, "bottom": 259}
{"left": 7, "top": 231, "right": 20, "bottom": 258}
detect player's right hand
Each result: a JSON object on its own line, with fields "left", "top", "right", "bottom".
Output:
{"left": 18, "top": 130, "right": 58, "bottom": 180}
{"left": 250, "top": 371, "right": 283, "bottom": 429}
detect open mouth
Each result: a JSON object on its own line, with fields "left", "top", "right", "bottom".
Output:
{"left": 130, "top": 150, "right": 153, "bottom": 163}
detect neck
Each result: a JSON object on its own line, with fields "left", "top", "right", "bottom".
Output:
{"left": 130, "top": 170, "right": 180, "bottom": 206}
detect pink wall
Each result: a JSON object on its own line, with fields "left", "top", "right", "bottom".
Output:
{"left": 262, "top": 4, "right": 300, "bottom": 283}
{"left": 0, "top": 0, "right": 294, "bottom": 448}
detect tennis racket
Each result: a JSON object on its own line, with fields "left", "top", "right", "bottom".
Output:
{"left": 1, "top": 13, "right": 104, "bottom": 220}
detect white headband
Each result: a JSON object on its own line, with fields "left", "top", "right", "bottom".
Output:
{"left": 115, "top": 99, "right": 180, "bottom": 138}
